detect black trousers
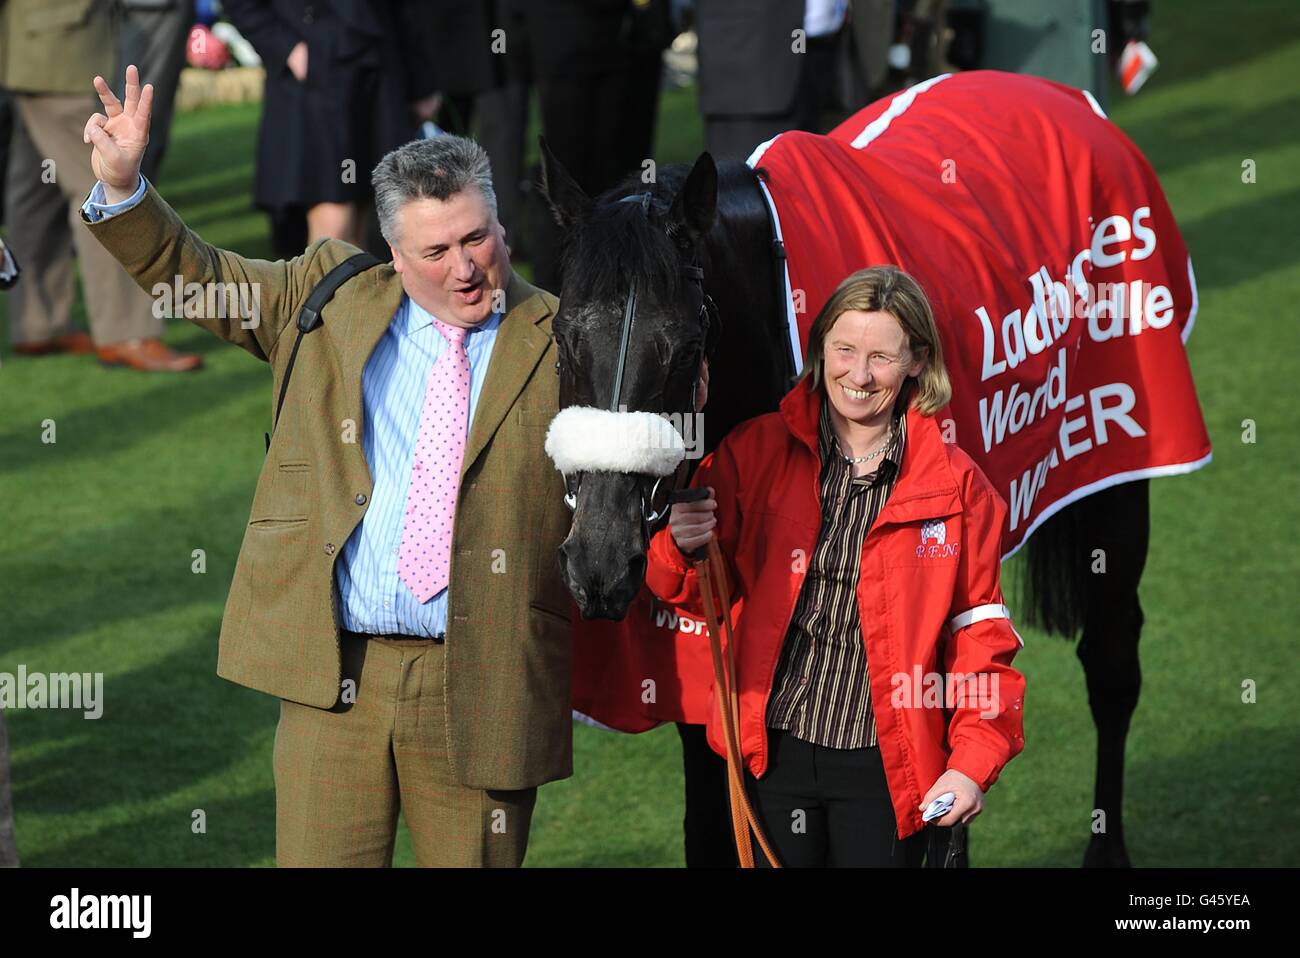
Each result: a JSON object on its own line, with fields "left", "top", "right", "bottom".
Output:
{"left": 745, "top": 728, "right": 927, "bottom": 867}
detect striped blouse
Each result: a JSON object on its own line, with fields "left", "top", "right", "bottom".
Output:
{"left": 765, "top": 397, "right": 907, "bottom": 749}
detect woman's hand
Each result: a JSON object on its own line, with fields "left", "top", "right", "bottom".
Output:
{"left": 919, "top": 769, "right": 985, "bottom": 826}
{"left": 287, "top": 40, "right": 309, "bottom": 82}
{"left": 84, "top": 65, "right": 153, "bottom": 204}
{"left": 669, "top": 487, "right": 717, "bottom": 555}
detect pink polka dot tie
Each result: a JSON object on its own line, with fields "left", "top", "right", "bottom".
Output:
{"left": 397, "top": 319, "right": 470, "bottom": 603}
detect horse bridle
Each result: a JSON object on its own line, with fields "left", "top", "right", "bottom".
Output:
{"left": 557, "top": 191, "right": 719, "bottom": 532}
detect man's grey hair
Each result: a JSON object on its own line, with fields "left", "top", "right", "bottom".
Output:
{"left": 371, "top": 135, "right": 498, "bottom": 246}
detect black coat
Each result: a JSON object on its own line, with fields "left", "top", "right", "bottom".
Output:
{"left": 224, "top": 0, "right": 436, "bottom": 209}
{"left": 696, "top": 0, "right": 806, "bottom": 116}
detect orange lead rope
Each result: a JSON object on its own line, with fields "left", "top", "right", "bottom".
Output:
{"left": 693, "top": 538, "right": 781, "bottom": 868}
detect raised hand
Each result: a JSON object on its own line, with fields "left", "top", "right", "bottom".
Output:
{"left": 83, "top": 64, "right": 154, "bottom": 203}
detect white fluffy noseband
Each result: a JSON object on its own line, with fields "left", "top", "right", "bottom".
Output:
{"left": 544, "top": 406, "right": 686, "bottom": 476}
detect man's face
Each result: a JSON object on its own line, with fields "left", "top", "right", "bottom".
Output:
{"left": 822, "top": 309, "right": 926, "bottom": 428}
{"left": 389, "top": 187, "right": 511, "bottom": 328}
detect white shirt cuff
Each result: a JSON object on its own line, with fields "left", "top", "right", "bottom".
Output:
{"left": 83, "top": 174, "right": 148, "bottom": 222}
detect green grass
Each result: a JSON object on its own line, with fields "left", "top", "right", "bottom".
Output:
{"left": 2, "top": 0, "right": 1298, "bottom": 866}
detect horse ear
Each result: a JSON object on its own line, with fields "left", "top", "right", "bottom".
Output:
{"left": 669, "top": 151, "right": 718, "bottom": 244}
{"left": 537, "top": 135, "right": 591, "bottom": 230}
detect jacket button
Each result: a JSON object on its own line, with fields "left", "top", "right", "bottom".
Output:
{"left": 355, "top": 493, "right": 367, "bottom": 505}
{"left": 324, "top": 542, "right": 335, "bottom": 555}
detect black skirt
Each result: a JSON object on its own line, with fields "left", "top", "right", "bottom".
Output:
{"left": 252, "top": 45, "right": 418, "bottom": 211}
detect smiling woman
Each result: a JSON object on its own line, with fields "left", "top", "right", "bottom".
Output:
{"left": 646, "top": 265, "right": 1026, "bottom": 868}
{"left": 801, "top": 267, "right": 951, "bottom": 474}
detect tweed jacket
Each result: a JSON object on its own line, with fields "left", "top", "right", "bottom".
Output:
{"left": 0, "top": 0, "right": 118, "bottom": 95}
{"left": 83, "top": 183, "right": 576, "bottom": 789}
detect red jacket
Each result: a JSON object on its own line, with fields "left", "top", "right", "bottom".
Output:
{"left": 646, "top": 378, "right": 1027, "bottom": 838}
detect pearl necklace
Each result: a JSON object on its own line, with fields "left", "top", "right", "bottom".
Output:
{"left": 838, "top": 426, "right": 893, "bottom": 464}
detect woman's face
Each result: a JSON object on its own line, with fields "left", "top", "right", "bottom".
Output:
{"left": 822, "top": 309, "right": 927, "bottom": 428}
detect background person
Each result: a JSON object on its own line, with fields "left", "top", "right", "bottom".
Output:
{"left": 116, "top": 0, "right": 191, "bottom": 184}
{"left": 222, "top": 0, "right": 436, "bottom": 253}
{"left": 694, "top": 0, "right": 812, "bottom": 160}
{"left": 520, "top": 0, "right": 672, "bottom": 292}
{"left": 647, "top": 266, "right": 1027, "bottom": 866}
{"left": 0, "top": 0, "right": 200, "bottom": 370}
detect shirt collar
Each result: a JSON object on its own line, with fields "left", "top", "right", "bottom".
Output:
{"left": 818, "top": 396, "right": 908, "bottom": 474}
{"left": 402, "top": 294, "right": 503, "bottom": 337}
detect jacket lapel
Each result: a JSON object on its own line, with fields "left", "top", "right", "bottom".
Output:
{"left": 461, "top": 271, "right": 553, "bottom": 480}
{"left": 340, "top": 264, "right": 407, "bottom": 381}
{"left": 330, "top": 266, "right": 551, "bottom": 482}
{"left": 875, "top": 407, "right": 962, "bottom": 525}
{"left": 333, "top": 264, "right": 408, "bottom": 479}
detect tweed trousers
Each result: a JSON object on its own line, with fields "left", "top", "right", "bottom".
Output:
{"left": 273, "top": 634, "right": 537, "bottom": 867}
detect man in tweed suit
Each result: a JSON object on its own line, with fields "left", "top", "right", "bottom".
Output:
{"left": 80, "top": 67, "right": 575, "bottom": 866}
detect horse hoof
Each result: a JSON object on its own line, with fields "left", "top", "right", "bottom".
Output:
{"left": 1083, "top": 835, "right": 1132, "bottom": 868}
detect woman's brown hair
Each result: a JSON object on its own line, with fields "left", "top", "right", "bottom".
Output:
{"left": 800, "top": 265, "right": 952, "bottom": 415}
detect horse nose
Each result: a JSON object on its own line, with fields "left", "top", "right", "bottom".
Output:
{"left": 558, "top": 541, "right": 646, "bottom": 620}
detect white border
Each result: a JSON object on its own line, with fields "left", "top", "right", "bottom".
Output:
{"left": 746, "top": 134, "right": 780, "bottom": 168}
{"left": 572, "top": 708, "right": 621, "bottom": 732}
{"left": 1000, "top": 451, "right": 1214, "bottom": 561}
{"left": 849, "top": 73, "right": 951, "bottom": 149}
{"left": 750, "top": 173, "right": 803, "bottom": 376}
{"left": 1183, "top": 255, "right": 1199, "bottom": 343}
{"left": 1081, "top": 88, "right": 1109, "bottom": 119}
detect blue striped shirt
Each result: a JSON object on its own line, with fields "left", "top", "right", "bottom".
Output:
{"left": 337, "top": 297, "right": 502, "bottom": 637}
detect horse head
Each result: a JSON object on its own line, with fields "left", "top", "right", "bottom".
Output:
{"left": 538, "top": 139, "right": 719, "bottom": 620}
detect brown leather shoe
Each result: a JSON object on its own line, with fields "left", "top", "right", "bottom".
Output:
{"left": 96, "top": 337, "right": 203, "bottom": 372}
{"left": 13, "top": 331, "right": 96, "bottom": 356}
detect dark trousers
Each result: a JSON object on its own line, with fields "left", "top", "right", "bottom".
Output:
{"left": 529, "top": 69, "right": 628, "bottom": 292}
{"left": 117, "top": 0, "right": 191, "bottom": 183}
{"left": 745, "top": 728, "right": 927, "bottom": 867}
{"left": 475, "top": 79, "right": 531, "bottom": 256}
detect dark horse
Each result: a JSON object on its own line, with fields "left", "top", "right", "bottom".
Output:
{"left": 538, "top": 141, "right": 1149, "bottom": 869}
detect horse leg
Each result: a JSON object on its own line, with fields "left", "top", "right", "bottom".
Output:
{"left": 1076, "top": 479, "right": 1150, "bottom": 868}
{"left": 676, "top": 722, "right": 739, "bottom": 867}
